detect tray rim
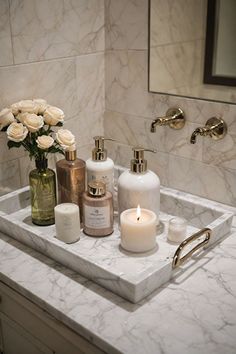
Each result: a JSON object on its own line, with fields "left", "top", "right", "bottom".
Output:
{"left": 0, "top": 185, "right": 234, "bottom": 302}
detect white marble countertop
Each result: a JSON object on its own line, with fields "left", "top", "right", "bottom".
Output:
{"left": 0, "top": 218, "right": 236, "bottom": 354}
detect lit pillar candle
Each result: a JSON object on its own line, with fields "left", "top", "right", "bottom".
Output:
{"left": 55, "top": 203, "right": 80, "bottom": 243}
{"left": 120, "top": 206, "right": 157, "bottom": 253}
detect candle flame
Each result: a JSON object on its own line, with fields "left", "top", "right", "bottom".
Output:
{"left": 136, "top": 204, "right": 141, "bottom": 221}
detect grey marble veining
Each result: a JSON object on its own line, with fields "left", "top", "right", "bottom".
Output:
{"left": 0, "top": 181, "right": 233, "bottom": 303}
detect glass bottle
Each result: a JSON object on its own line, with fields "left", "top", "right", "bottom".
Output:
{"left": 82, "top": 181, "right": 113, "bottom": 237}
{"left": 29, "top": 159, "right": 57, "bottom": 226}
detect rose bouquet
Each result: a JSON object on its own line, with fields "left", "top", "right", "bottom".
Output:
{"left": 0, "top": 99, "right": 76, "bottom": 226}
{"left": 0, "top": 99, "right": 76, "bottom": 161}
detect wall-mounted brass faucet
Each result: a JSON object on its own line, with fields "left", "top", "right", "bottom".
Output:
{"left": 190, "top": 117, "right": 227, "bottom": 144}
{"left": 150, "top": 107, "right": 185, "bottom": 132}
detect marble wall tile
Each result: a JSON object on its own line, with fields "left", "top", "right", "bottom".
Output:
{"left": 76, "top": 53, "right": 104, "bottom": 114}
{"left": 106, "top": 48, "right": 236, "bottom": 125}
{"left": 203, "top": 133, "right": 236, "bottom": 170}
{"left": 64, "top": 111, "right": 104, "bottom": 148}
{"left": 105, "top": 0, "right": 148, "bottom": 50}
{"left": 0, "top": 133, "right": 26, "bottom": 164}
{"left": 0, "top": 57, "right": 78, "bottom": 119}
{"left": 0, "top": 0, "right": 13, "bottom": 66}
{"left": 150, "top": 0, "right": 206, "bottom": 46}
{"left": 105, "top": 110, "right": 203, "bottom": 161}
{"left": 10, "top": 0, "right": 105, "bottom": 64}
{"left": 0, "top": 159, "right": 21, "bottom": 196}
{"left": 168, "top": 155, "right": 236, "bottom": 206}
{"left": 105, "top": 50, "right": 154, "bottom": 117}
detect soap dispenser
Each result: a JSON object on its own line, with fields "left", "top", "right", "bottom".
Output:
{"left": 86, "top": 136, "right": 114, "bottom": 195}
{"left": 118, "top": 147, "right": 160, "bottom": 223}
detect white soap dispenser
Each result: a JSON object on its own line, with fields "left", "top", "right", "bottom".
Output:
{"left": 118, "top": 147, "right": 160, "bottom": 223}
{"left": 86, "top": 136, "right": 114, "bottom": 194}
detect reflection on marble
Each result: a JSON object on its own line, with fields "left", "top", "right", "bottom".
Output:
{"left": 76, "top": 53, "right": 105, "bottom": 113}
{"left": 150, "top": 0, "right": 206, "bottom": 46}
{"left": 0, "top": 159, "right": 21, "bottom": 196}
{"left": 0, "top": 0, "right": 13, "bottom": 66}
{"left": 0, "top": 182, "right": 233, "bottom": 303}
{"left": 0, "top": 57, "right": 78, "bottom": 119}
{"left": 105, "top": 0, "right": 147, "bottom": 50}
{"left": 10, "top": 0, "right": 104, "bottom": 63}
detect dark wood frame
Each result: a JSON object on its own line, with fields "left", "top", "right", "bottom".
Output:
{"left": 204, "top": 0, "right": 236, "bottom": 86}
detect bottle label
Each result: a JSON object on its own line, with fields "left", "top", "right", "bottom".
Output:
{"left": 84, "top": 205, "right": 110, "bottom": 229}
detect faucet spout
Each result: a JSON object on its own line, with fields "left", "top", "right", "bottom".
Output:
{"left": 190, "top": 127, "right": 202, "bottom": 144}
{"left": 190, "top": 127, "right": 210, "bottom": 144}
{"left": 150, "top": 117, "right": 168, "bottom": 132}
{"left": 150, "top": 107, "right": 185, "bottom": 132}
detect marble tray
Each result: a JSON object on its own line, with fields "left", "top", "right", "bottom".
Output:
{"left": 0, "top": 186, "right": 234, "bottom": 303}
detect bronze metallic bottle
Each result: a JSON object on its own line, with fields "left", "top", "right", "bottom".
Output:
{"left": 56, "top": 149, "right": 85, "bottom": 221}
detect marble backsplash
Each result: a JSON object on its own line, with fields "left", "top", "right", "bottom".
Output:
{"left": 0, "top": 0, "right": 235, "bottom": 207}
{"left": 104, "top": 0, "right": 236, "bottom": 207}
{"left": 0, "top": 0, "right": 105, "bottom": 195}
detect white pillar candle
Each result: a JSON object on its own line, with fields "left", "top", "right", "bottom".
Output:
{"left": 120, "top": 206, "right": 157, "bottom": 253}
{"left": 167, "top": 217, "right": 187, "bottom": 243}
{"left": 55, "top": 203, "right": 80, "bottom": 244}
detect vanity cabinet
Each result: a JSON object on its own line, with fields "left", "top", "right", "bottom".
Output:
{"left": 0, "top": 282, "right": 104, "bottom": 354}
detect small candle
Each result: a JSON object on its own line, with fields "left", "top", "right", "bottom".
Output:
{"left": 55, "top": 203, "right": 80, "bottom": 243}
{"left": 120, "top": 206, "right": 157, "bottom": 253}
{"left": 167, "top": 217, "right": 187, "bottom": 243}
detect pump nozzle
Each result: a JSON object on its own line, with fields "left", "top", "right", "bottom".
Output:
{"left": 131, "top": 147, "right": 156, "bottom": 173}
{"left": 92, "top": 136, "right": 115, "bottom": 161}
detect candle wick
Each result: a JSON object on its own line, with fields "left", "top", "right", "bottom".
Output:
{"left": 137, "top": 217, "right": 140, "bottom": 221}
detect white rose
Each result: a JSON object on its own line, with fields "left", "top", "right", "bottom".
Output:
{"left": 23, "top": 113, "right": 44, "bottom": 133}
{"left": 0, "top": 108, "right": 15, "bottom": 130}
{"left": 56, "top": 129, "right": 75, "bottom": 150}
{"left": 44, "top": 106, "right": 64, "bottom": 126}
{"left": 36, "top": 135, "right": 54, "bottom": 150}
{"left": 33, "top": 98, "right": 48, "bottom": 115}
{"left": 18, "top": 100, "right": 38, "bottom": 114}
{"left": 16, "top": 112, "right": 29, "bottom": 124}
{"left": 11, "top": 102, "right": 20, "bottom": 115}
{"left": 7, "top": 122, "right": 28, "bottom": 142}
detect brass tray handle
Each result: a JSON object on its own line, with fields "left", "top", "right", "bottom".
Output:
{"left": 172, "top": 228, "right": 212, "bottom": 269}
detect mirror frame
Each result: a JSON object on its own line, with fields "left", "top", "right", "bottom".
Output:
{"left": 204, "top": 0, "right": 236, "bottom": 87}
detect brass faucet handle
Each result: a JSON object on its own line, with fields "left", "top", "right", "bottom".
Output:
{"left": 190, "top": 117, "right": 227, "bottom": 144}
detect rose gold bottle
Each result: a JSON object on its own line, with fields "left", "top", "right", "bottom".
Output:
{"left": 82, "top": 181, "right": 114, "bottom": 237}
{"left": 56, "top": 149, "right": 85, "bottom": 221}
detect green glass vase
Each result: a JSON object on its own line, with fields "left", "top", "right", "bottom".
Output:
{"left": 29, "top": 159, "right": 57, "bottom": 226}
